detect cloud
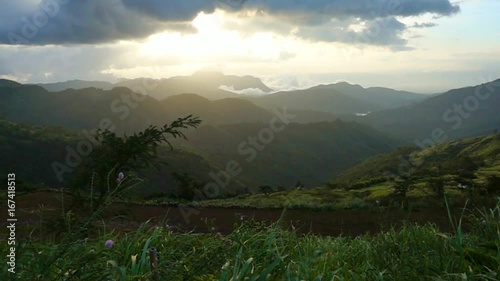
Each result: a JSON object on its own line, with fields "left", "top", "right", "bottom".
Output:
{"left": 121, "top": 0, "right": 215, "bottom": 21}
{"left": 243, "top": 0, "right": 459, "bottom": 19}
{"left": 0, "top": 0, "right": 194, "bottom": 45}
{"left": 219, "top": 85, "right": 268, "bottom": 95}
{"left": 0, "top": 0, "right": 459, "bottom": 46}
{"left": 0, "top": 43, "right": 182, "bottom": 83}
{"left": 293, "top": 16, "right": 408, "bottom": 46}
{"left": 278, "top": 49, "right": 296, "bottom": 60}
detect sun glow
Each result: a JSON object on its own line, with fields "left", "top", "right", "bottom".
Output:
{"left": 139, "top": 11, "right": 281, "bottom": 62}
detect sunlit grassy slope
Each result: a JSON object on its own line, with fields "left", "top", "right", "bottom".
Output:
{"left": 330, "top": 133, "right": 500, "bottom": 187}
{"left": 197, "top": 134, "right": 500, "bottom": 210}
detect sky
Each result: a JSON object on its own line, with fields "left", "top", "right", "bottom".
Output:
{"left": 0, "top": 0, "right": 498, "bottom": 93}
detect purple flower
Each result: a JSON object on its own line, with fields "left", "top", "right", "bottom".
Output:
{"left": 105, "top": 240, "right": 114, "bottom": 248}
{"left": 117, "top": 172, "right": 125, "bottom": 181}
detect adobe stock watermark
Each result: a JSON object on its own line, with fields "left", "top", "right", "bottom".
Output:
{"left": 7, "top": 0, "right": 70, "bottom": 44}
{"left": 179, "top": 106, "right": 297, "bottom": 223}
{"left": 51, "top": 72, "right": 162, "bottom": 183}
{"left": 385, "top": 75, "right": 499, "bottom": 180}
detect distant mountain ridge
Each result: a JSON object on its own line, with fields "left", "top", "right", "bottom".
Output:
{"left": 35, "top": 74, "right": 426, "bottom": 113}
{"left": 0, "top": 82, "right": 338, "bottom": 133}
{"left": 323, "top": 82, "right": 427, "bottom": 109}
{"left": 4, "top": 77, "right": 499, "bottom": 143}
{"left": 356, "top": 78, "right": 500, "bottom": 141}
{"left": 0, "top": 84, "right": 170, "bottom": 133}
{"left": 246, "top": 86, "right": 376, "bottom": 115}
{"left": 36, "top": 72, "right": 273, "bottom": 101}
{"left": 35, "top": 80, "right": 114, "bottom": 92}
{"left": 0, "top": 79, "right": 23, "bottom": 88}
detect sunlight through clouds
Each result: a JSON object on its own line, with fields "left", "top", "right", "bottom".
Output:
{"left": 0, "top": 0, "right": 498, "bottom": 92}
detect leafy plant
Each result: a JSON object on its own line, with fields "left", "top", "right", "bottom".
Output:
{"left": 77, "top": 115, "right": 201, "bottom": 208}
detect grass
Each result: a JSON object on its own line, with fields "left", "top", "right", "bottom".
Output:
{"left": 193, "top": 183, "right": 478, "bottom": 211}
{"left": 1, "top": 199, "right": 499, "bottom": 280}
{"left": 193, "top": 187, "right": 369, "bottom": 210}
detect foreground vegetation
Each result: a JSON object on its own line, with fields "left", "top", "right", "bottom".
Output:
{"left": 1, "top": 199, "right": 499, "bottom": 280}
{"left": 1, "top": 118, "right": 499, "bottom": 280}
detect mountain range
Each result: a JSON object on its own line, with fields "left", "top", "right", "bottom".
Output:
{"left": 36, "top": 72, "right": 428, "bottom": 113}
{"left": 1, "top": 75, "right": 499, "bottom": 193}
{"left": 355, "top": 79, "right": 500, "bottom": 141}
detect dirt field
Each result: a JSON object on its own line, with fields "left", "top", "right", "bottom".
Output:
{"left": 0, "top": 191, "right": 472, "bottom": 239}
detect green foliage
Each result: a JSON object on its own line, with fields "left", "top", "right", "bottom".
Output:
{"left": 3, "top": 199, "right": 499, "bottom": 280}
{"left": 484, "top": 175, "right": 500, "bottom": 195}
{"left": 348, "top": 176, "right": 387, "bottom": 189}
{"left": 391, "top": 177, "right": 414, "bottom": 198}
{"left": 330, "top": 134, "right": 500, "bottom": 203}
{"left": 0, "top": 120, "right": 80, "bottom": 187}
{"left": 76, "top": 115, "right": 201, "bottom": 205}
{"left": 172, "top": 172, "right": 204, "bottom": 200}
{"left": 259, "top": 184, "right": 274, "bottom": 196}
{"left": 177, "top": 121, "right": 400, "bottom": 188}
{"left": 427, "top": 176, "right": 445, "bottom": 198}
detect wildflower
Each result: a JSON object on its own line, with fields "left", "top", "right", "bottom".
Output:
{"left": 224, "top": 239, "right": 232, "bottom": 247}
{"left": 216, "top": 232, "right": 223, "bottom": 239}
{"left": 131, "top": 254, "right": 137, "bottom": 264}
{"left": 240, "top": 215, "right": 245, "bottom": 221}
{"left": 105, "top": 239, "right": 114, "bottom": 248}
{"left": 211, "top": 227, "right": 216, "bottom": 232}
{"left": 481, "top": 220, "right": 487, "bottom": 226}
{"left": 117, "top": 172, "right": 125, "bottom": 181}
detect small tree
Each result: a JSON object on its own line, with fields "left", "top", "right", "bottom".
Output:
{"left": 391, "top": 177, "right": 413, "bottom": 198}
{"left": 259, "top": 184, "right": 273, "bottom": 196}
{"left": 428, "top": 177, "right": 445, "bottom": 198}
{"left": 485, "top": 175, "right": 500, "bottom": 195}
{"left": 76, "top": 115, "right": 201, "bottom": 209}
{"left": 277, "top": 185, "right": 287, "bottom": 192}
{"left": 172, "top": 172, "right": 204, "bottom": 201}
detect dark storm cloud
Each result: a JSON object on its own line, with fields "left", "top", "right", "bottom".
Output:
{"left": 0, "top": 0, "right": 195, "bottom": 45}
{"left": 248, "top": 0, "right": 459, "bottom": 19}
{"left": 121, "top": 0, "right": 216, "bottom": 21}
{"left": 0, "top": 0, "right": 459, "bottom": 46}
{"left": 294, "top": 17, "right": 408, "bottom": 46}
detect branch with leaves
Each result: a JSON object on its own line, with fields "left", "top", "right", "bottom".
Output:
{"left": 76, "top": 115, "right": 202, "bottom": 208}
